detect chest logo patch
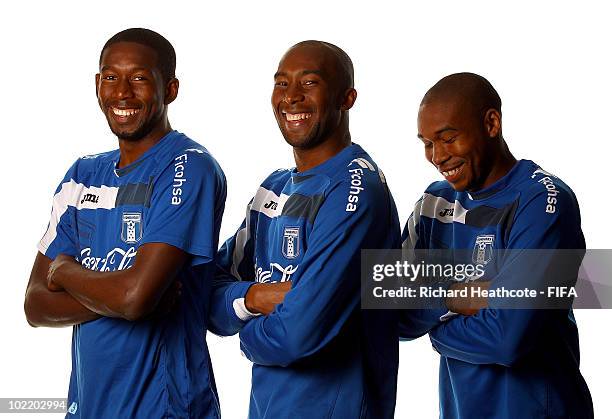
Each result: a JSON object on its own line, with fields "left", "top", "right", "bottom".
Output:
{"left": 282, "top": 227, "right": 300, "bottom": 259}
{"left": 121, "top": 212, "right": 143, "bottom": 244}
{"left": 473, "top": 234, "right": 495, "bottom": 265}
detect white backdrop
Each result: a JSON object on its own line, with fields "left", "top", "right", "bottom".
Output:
{"left": 1, "top": 1, "right": 610, "bottom": 417}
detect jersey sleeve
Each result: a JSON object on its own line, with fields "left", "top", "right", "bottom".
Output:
{"left": 401, "top": 195, "right": 424, "bottom": 251}
{"left": 238, "top": 177, "right": 399, "bottom": 367}
{"left": 141, "top": 150, "right": 226, "bottom": 266}
{"left": 37, "top": 160, "right": 80, "bottom": 260}
{"left": 208, "top": 209, "right": 258, "bottom": 337}
{"left": 428, "top": 184, "right": 585, "bottom": 366}
{"left": 399, "top": 194, "right": 449, "bottom": 339}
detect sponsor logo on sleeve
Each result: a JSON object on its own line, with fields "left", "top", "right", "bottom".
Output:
{"left": 532, "top": 168, "right": 559, "bottom": 214}
{"left": 346, "top": 158, "right": 376, "bottom": 212}
{"left": 531, "top": 168, "right": 556, "bottom": 179}
{"left": 172, "top": 153, "right": 188, "bottom": 205}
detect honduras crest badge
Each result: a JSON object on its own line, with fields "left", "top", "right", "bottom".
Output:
{"left": 282, "top": 227, "right": 300, "bottom": 259}
{"left": 121, "top": 212, "right": 143, "bottom": 244}
{"left": 472, "top": 234, "right": 494, "bottom": 265}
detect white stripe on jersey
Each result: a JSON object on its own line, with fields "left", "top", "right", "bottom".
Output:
{"left": 419, "top": 193, "right": 468, "bottom": 224}
{"left": 38, "top": 180, "right": 118, "bottom": 254}
{"left": 350, "top": 157, "right": 376, "bottom": 171}
{"left": 231, "top": 202, "right": 252, "bottom": 280}
{"left": 402, "top": 193, "right": 469, "bottom": 252}
{"left": 230, "top": 186, "right": 290, "bottom": 279}
{"left": 250, "top": 186, "right": 290, "bottom": 218}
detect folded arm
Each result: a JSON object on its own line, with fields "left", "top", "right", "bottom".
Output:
{"left": 47, "top": 243, "right": 187, "bottom": 321}
{"left": 24, "top": 252, "right": 99, "bottom": 327}
{"left": 429, "top": 186, "right": 585, "bottom": 366}
{"left": 239, "top": 180, "right": 398, "bottom": 367}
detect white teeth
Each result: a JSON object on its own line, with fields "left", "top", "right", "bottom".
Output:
{"left": 442, "top": 167, "right": 461, "bottom": 177}
{"left": 112, "top": 108, "right": 140, "bottom": 117}
{"left": 286, "top": 113, "right": 312, "bottom": 121}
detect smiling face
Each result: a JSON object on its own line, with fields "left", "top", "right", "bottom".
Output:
{"left": 271, "top": 45, "right": 347, "bottom": 149}
{"left": 418, "top": 97, "right": 499, "bottom": 192}
{"left": 96, "top": 41, "right": 170, "bottom": 142}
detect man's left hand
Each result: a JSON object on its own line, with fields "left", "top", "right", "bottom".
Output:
{"left": 446, "top": 281, "right": 491, "bottom": 316}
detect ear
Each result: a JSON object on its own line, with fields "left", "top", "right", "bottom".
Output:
{"left": 164, "top": 77, "right": 179, "bottom": 105}
{"left": 340, "top": 88, "right": 357, "bottom": 111}
{"left": 484, "top": 108, "right": 501, "bottom": 138}
{"left": 95, "top": 73, "right": 100, "bottom": 98}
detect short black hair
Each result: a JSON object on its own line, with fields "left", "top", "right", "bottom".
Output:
{"left": 422, "top": 72, "right": 502, "bottom": 116}
{"left": 99, "top": 28, "right": 176, "bottom": 82}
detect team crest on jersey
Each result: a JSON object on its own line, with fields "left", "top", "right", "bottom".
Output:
{"left": 121, "top": 212, "right": 142, "bottom": 244}
{"left": 282, "top": 227, "right": 300, "bottom": 259}
{"left": 472, "top": 234, "right": 495, "bottom": 265}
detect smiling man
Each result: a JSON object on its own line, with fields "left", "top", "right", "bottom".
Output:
{"left": 24, "top": 28, "right": 226, "bottom": 418}
{"left": 209, "top": 41, "right": 400, "bottom": 418}
{"left": 401, "top": 73, "right": 593, "bottom": 418}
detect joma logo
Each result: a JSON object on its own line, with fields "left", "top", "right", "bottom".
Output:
{"left": 439, "top": 208, "right": 454, "bottom": 217}
{"left": 264, "top": 200, "right": 278, "bottom": 210}
{"left": 80, "top": 193, "right": 99, "bottom": 205}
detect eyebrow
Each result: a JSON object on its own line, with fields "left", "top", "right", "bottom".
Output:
{"left": 274, "top": 70, "right": 323, "bottom": 78}
{"left": 435, "top": 126, "right": 458, "bottom": 135}
{"left": 100, "top": 65, "right": 151, "bottom": 73}
{"left": 417, "top": 126, "right": 458, "bottom": 140}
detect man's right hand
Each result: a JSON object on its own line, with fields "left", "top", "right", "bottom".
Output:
{"left": 245, "top": 281, "right": 292, "bottom": 315}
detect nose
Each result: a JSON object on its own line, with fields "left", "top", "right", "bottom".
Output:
{"left": 283, "top": 83, "right": 305, "bottom": 105}
{"left": 431, "top": 142, "right": 451, "bottom": 167}
{"left": 113, "top": 76, "right": 134, "bottom": 100}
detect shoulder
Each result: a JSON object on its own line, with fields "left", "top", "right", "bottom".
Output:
{"left": 515, "top": 161, "right": 579, "bottom": 217}
{"left": 160, "top": 133, "right": 225, "bottom": 184}
{"left": 505, "top": 161, "right": 584, "bottom": 248}
{"left": 327, "top": 148, "right": 390, "bottom": 214}
{"left": 420, "top": 180, "right": 457, "bottom": 202}
{"left": 260, "top": 168, "right": 292, "bottom": 190}
{"left": 406, "top": 180, "right": 457, "bottom": 218}
{"left": 424, "top": 179, "right": 455, "bottom": 196}
{"left": 57, "top": 149, "right": 117, "bottom": 185}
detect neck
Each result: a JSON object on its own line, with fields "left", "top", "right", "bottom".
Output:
{"left": 294, "top": 130, "right": 351, "bottom": 172}
{"left": 117, "top": 120, "right": 172, "bottom": 168}
{"left": 476, "top": 139, "right": 517, "bottom": 191}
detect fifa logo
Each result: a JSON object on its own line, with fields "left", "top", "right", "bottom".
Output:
{"left": 472, "top": 234, "right": 494, "bottom": 265}
{"left": 282, "top": 227, "right": 300, "bottom": 259}
{"left": 121, "top": 212, "right": 143, "bottom": 244}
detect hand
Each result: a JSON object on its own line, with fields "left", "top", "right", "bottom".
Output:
{"left": 47, "top": 254, "right": 78, "bottom": 292}
{"left": 445, "top": 281, "right": 491, "bottom": 316}
{"left": 245, "top": 281, "right": 292, "bottom": 315}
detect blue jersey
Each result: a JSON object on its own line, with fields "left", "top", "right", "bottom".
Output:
{"left": 210, "top": 144, "right": 400, "bottom": 418}
{"left": 400, "top": 160, "right": 593, "bottom": 419}
{"left": 38, "top": 131, "right": 226, "bottom": 419}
